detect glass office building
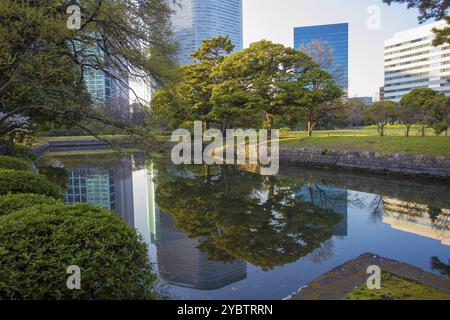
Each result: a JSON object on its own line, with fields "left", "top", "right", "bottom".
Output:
{"left": 64, "top": 168, "right": 116, "bottom": 211}
{"left": 79, "top": 42, "right": 129, "bottom": 104}
{"left": 171, "top": 0, "right": 243, "bottom": 65}
{"left": 294, "top": 23, "right": 349, "bottom": 92}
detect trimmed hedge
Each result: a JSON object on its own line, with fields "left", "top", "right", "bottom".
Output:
{"left": 0, "top": 169, "right": 61, "bottom": 198}
{"left": 0, "top": 204, "right": 157, "bottom": 300}
{"left": 0, "top": 193, "right": 62, "bottom": 216}
{"left": 0, "top": 156, "right": 32, "bottom": 171}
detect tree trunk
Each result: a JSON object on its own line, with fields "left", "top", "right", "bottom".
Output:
{"left": 265, "top": 113, "right": 273, "bottom": 133}
{"left": 378, "top": 124, "right": 384, "bottom": 137}
{"left": 405, "top": 125, "right": 411, "bottom": 137}
{"left": 307, "top": 121, "right": 315, "bottom": 137}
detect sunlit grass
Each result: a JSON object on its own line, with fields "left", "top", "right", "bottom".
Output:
{"left": 344, "top": 272, "right": 450, "bottom": 300}
{"left": 280, "top": 136, "right": 450, "bottom": 156}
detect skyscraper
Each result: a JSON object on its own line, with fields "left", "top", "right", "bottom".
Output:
{"left": 80, "top": 43, "right": 130, "bottom": 104}
{"left": 384, "top": 21, "right": 450, "bottom": 101}
{"left": 171, "top": 0, "right": 243, "bottom": 65}
{"left": 294, "top": 23, "right": 349, "bottom": 92}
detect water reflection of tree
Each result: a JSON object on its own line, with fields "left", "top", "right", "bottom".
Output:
{"left": 155, "top": 164, "right": 342, "bottom": 271}
{"left": 431, "top": 257, "right": 450, "bottom": 278}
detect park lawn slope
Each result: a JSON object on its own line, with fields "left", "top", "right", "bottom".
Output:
{"left": 280, "top": 136, "right": 450, "bottom": 157}
{"left": 344, "top": 272, "right": 450, "bottom": 300}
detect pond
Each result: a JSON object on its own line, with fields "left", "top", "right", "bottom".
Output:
{"left": 45, "top": 152, "right": 450, "bottom": 300}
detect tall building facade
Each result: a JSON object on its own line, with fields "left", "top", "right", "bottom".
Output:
{"left": 294, "top": 23, "right": 349, "bottom": 92}
{"left": 171, "top": 0, "right": 243, "bottom": 65}
{"left": 81, "top": 44, "right": 130, "bottom": 104}
{"left": 384, "top": 21, "right": 450, "bottom": 101}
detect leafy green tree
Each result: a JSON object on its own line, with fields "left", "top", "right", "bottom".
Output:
{"left": 211, "top": 41, "right": 312, "bottom": 130}
{"left": 400, "top": 88, "right": 446, "bottom": 136}
{"left": 343, "top": 98, "right": 366, "bottom": 129}
{"left": 150, "top": 36, "right": 234, "bottom": 132}
{"left": 212, "top": 40, "right": 343, "bottom": 134}
{"left": 0, "top": 0, "right": 178, "bottom": 143}
{"left": 284, "top": 67, "right": 343, "bottom": 136}
{"left": 429, "top": 95, "right": 449, "bottom": 136}
{"left": 364, "top": 101, "right": 398, "bottom": 136}
{"left": 150, "top": 83, "right": 192, "bottom": 130}
{"left": 383, "top": 0, "right": 449, "bottom": 45}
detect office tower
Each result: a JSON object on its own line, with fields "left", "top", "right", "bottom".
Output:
{"left": 171, "top": 0, "right": 243, "bottom": 65}
{"left": 81, "top": 44, "right": 130, "bottom": 104}
{"left": 294, "top": 23, "right": 349, "bottom": 92}
{"left": 156, "top": 212, "right": 247, "bottom": 290}
{"left": 384, "top": 20, "right": 450, "bottom": 101}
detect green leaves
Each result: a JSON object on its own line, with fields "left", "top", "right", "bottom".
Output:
{"left": 0, "top": 169, "right": 61, "bottom": 198}
{"left": 0, "top": 203, "right": 156, "bottom": 300}
{"left": 0, "top": 155, "right": 33, "bottom": 172}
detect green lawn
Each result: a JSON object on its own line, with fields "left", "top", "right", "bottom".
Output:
{"left": 280, "top": 136, "right": 450, "bottom": 156}
{"left": 344, "top": 272, "right": 450, "bottom": 300}
{"left": 39, "top": 135, "right": 128, "bottom": 142}
{"left": 38, "top": 129, "right": 450, "bottom": 157}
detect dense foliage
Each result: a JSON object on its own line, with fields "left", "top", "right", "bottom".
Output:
{"left": 0, "top": 193, "right": 62, "bottom": 216}
{"left": 0, "top": 169, "right": 61, "bottom": 198}
{"left": 0, "top": 203, "right": 156, "bottom": 299}
{"left": 151, "top": 37, "right": 343, "bottom": 134}
{"left": 0, "top": 155, "right": 32, "bottom": 171}
{"left": 0, "top": 0, "right": 178, "bottom": 144}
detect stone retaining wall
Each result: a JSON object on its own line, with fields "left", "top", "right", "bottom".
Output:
{"left": 31, "top": 139, "right": 130, "bottom": 156}
{"left": 280, "top": 147, "right": 450, "bottom": 179}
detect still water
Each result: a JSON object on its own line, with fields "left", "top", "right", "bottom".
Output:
{"left": 46, "top": 152, "right": 450, "bottom": 300}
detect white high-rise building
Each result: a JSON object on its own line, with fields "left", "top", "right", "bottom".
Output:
{"left": 384, "top": 21, "right": 450, "bottom": 102}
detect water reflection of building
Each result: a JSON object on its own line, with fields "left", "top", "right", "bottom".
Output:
{"left": 297, "top": 184, "right": 348, "bottom": 236}
{"left": 383, "top": 197, "right": 450, "bottom": 246}
{"left": 156, "top": 212, "right": 247, "bottom": 290}
{"left": 63, "top": 156, "right": 135, "bottom": 224}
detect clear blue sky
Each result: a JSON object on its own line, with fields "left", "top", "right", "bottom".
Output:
{"left": 243, "top": 0, "right": 426, "bottom": 97}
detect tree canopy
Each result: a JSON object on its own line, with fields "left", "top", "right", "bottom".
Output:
{"left": 151, "top": 37, "right": 344, "bottom": 134}
{"left": 0, "top": 0, "right": 178, "bottom": 143}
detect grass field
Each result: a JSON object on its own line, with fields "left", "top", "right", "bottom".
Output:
{"left": 344, "top": 272, "right": 450, "bottom": 300}
{"left": 280, "top": 136, "right": 450, "bottom": 156}
{"left": 38, "top": 127, "right": 450, "bottom": 157}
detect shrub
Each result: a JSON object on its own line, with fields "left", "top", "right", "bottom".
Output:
{"left": 0, "top": 193, "right": 62, "bottom": 216}
{"left": 0, "top": 204, "right": 157, "bottom": 300}
{"left": 38, "top": 166, "right": 68, "bottom": 190}
{"left": 0, "top": 155, "right": 32, "bottom": 171}
{"left": 9, "top": 145, "right": 38, "bottom": 161}
{"left": 0, "top": 169, "right": 61, "bottom": 198}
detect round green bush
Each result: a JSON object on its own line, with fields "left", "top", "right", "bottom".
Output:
{"left": 0, "top": 204, "right": 157, "bottom": 300}
{"left": 0, "top": 169, "right": 61, "bottom": 198}
{"left": 0, "top": 193, "right": 62, "bottom": 216}
{"left": 0, "top": 155, "right": 32, "bottom": 171}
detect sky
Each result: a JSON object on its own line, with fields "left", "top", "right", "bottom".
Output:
{"left": 243, "top": 0, "right": 426, "bottom": 98}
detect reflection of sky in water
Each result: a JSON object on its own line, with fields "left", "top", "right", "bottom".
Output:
{"left": 55, "top": 154, "right": 450, "bottom": 300}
